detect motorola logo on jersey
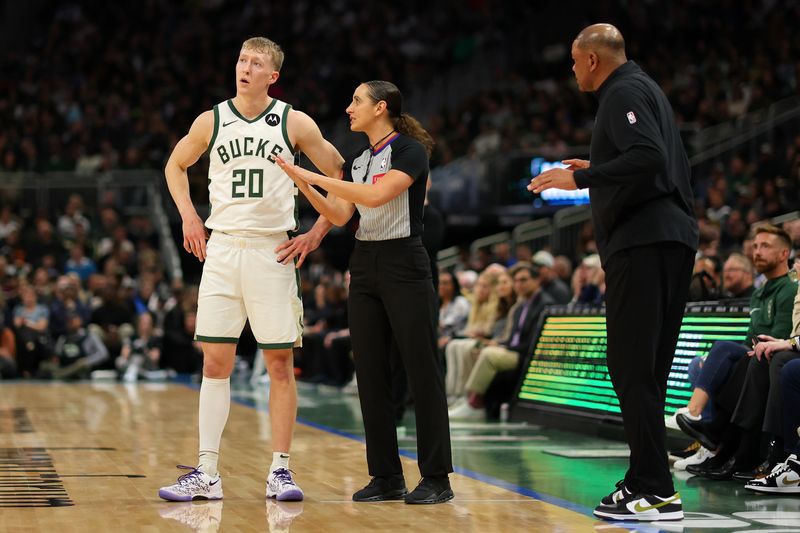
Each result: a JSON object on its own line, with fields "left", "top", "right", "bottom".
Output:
{"left": 265, "top": 114, "right": 280, "bottom": 126}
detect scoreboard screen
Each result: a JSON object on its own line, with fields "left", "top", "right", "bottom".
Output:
{"left": 516, "top": 303, "right": 750, "bottom": 420}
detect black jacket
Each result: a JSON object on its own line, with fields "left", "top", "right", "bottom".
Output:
{"left": 573, "top": 61, "right": 698, "bottom": 265}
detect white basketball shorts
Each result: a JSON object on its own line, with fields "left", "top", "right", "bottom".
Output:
{"left": 195, "top": 231, "right": 303, "bottom": 349}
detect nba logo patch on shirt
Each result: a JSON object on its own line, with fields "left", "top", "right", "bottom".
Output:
{"left": 626, "top": 111, "right": 637, "bottom": 124}
{"left": 380, "top": 156, "right": 387, "bottom": 170}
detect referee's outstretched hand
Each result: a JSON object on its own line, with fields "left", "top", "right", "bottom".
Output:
{"left": 276, "top": 156, "right": 316, "bottom": 187}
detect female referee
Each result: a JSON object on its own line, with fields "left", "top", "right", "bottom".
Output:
{"left": 276, "top": 80, "right": 453, "bottom": 505}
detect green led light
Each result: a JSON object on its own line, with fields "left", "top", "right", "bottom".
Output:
{"left": 519, "top": 311, "right": 750, "bottom": 417}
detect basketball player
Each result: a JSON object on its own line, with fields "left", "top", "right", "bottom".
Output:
{"left": 158, "top": 37, "right": 344, "bottom": 502}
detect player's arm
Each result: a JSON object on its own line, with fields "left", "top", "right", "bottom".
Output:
{"left": 164, "top": 111, "right": 213, "bottom": 262}
{"left": 274, "top": 110, "right": 350, "bottom": 266}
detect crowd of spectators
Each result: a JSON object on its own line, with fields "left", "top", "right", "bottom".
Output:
{"left": 0, "top": 0, "right": 498, "bottom": 174}
{"left": 3, "top": 1, "right": 799, "bottom": 179}
{"left": 0, "top": 191, "right": 205, "bottom": 379}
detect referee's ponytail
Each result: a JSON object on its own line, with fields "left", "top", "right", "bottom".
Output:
{"left": 364, "top": 80, "right": 435, "bottom": 157}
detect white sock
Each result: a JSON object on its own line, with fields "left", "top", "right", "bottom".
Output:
{"left": 198, "top": 376, "right": 231, "bottom": 477}
{"left": 270, "top": 451, "right": 290, "bottom": 473}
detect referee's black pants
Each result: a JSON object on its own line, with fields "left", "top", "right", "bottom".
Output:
{"left": 348, "top": 236, "right": 453, "bottom": 477}
{"left": 604, "top": 242, "right": 694, "bottom": 497}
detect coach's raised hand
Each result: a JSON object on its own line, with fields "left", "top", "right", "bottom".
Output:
{"left": 561, "top": 158, "right": 590, "bottom": 171}
{"left": 528, "top": 167, "right": 577, "bottom": 193}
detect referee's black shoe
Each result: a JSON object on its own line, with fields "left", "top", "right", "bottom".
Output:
{"left": 405, "top": 476, "right": 454, "bottom": 504}
{"left": 352, "top": 475, "right": 408, "bottom": 502}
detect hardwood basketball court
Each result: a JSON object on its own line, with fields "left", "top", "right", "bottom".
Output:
{"left": 0, "top": 382, "right": 593, "bottom": 532}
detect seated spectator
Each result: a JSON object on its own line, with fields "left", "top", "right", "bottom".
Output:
{"left": 132, "top": 272, "right": 170, "bottom": 331}
{"left": 49, "top": 275, "right": 92, "bottom": 338}
{"left": 26, "top": 219, "right": 65, "bottom": 269}
{"left": 297, "top": 279, "right": 349, "bottom": 384}
{"left": 0, "top": 302, "right": 17, "bottom": 379}
{"left": 720, "top": 253, "right": 755, "bottom": 299}
{"left": 680, "top": 226, "right": 798, "bottom": 479}
{"left": 116, "top": 312, "right": 163, "bottom": 381}
{"left": 455, "top": 270, "right": 478, "bottom": 297}
{"left": 570, "top": 254, "right": 604, "bottom": 304}
{"left": 57, "top": 194, "right": 91, "bottom": 242}
{"left": 12, "top": 284, "right": 50, "bottom": 377}
{"left": 491, "top": 242, "right": 516, "bottom": 268}
{"left": 688, "top": 255, "right": 721, "bottom": 301}
{"left": 43, "top": 312, "right": 109, "bottom": 380}
{"left": 553, "top": 255, "right": 573, "bottom": 286}
{"left": 64, "top": 244, "right": 98, "bottom": 284}
{"left": 0, "top": 205, "right": 21, "bottom": 241}
{"left": 438, "top": 271, "right": 471, "bottom": 345}
{"left": 89, "top": 284, "right": 135, "bottom": 359}
{"left": 670, "top": 228, "right": 795, "bottom": 470}
{"left": 445, "top": 269, "right": 515, "bottom": 400}
{"left": 533, "top": 250, "right": 571, "bottom": 304}
{"left": 161, "top": 286, "right": 201, "bottom": 374}
{"left": 745, "top": 357, "right": 800, "bottom": 493}
{"left": 31, "top": 267, "right": 54, "bottom": 304}
{"left": 449, "top": 263, "right": 553, "bottom": 419}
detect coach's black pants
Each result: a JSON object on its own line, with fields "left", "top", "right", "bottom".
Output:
{"left": 348, "top": 236, "right": 453, "bottom": 477}
{"left": 604, "top": 242, "right": 694, "bottom": 496}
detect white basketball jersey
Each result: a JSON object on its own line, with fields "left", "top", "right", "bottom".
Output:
{"left": 205, "top": 99, "right": 297, "bottom": 236}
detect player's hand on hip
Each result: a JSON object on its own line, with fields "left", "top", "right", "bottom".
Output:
{"left": 527, "top": 167, "right": 577, "bottom": 193}
{"left": 182, "top": 213, "right": 209, "bottom": 262}
{"left": 561, "top": 158, "right": 590, "bottom": 170}
{"left": 274, "top": 231, "right": 322, "bottom": 268}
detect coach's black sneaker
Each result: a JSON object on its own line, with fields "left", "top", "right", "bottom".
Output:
{"left": 593, "top": 492, "right": 684, "bottom": 521}
{"left": 405, "top": 476, "right": 454, "bottom": 504}
{"left": 352, "top": 475, "right": 407, "bottom": 502}
{"left": 600, "top": 479, "right": 632, "bottom": 506}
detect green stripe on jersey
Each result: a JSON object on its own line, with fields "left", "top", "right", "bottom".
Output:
{"left": 227, "top": 98, "right": 278, "bottom": 123}
{"left": 281, "top": 104, "right": 294, "bottom": 153}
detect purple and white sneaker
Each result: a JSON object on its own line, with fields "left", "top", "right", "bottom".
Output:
{"left": 158, "top": 465, "right": 223, "bottom": 501}
{"left": 266, "top": 468, "right": 304, "bottom": 501}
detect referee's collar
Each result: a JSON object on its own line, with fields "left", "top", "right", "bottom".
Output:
{"left": 371, "top": 132, "right": 401, "bottom": 155}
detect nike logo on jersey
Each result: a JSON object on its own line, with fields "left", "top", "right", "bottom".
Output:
{"left": 222, "top": 120, "right": 238, "bottom": 127}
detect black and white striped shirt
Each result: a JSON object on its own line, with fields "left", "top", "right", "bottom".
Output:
{"left": 344, "top": 133, "right": 429, "bottom": 241}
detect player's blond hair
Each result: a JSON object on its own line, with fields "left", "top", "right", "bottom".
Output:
{"left": 242, "top": 37, "right": 284, "bottom": 71}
